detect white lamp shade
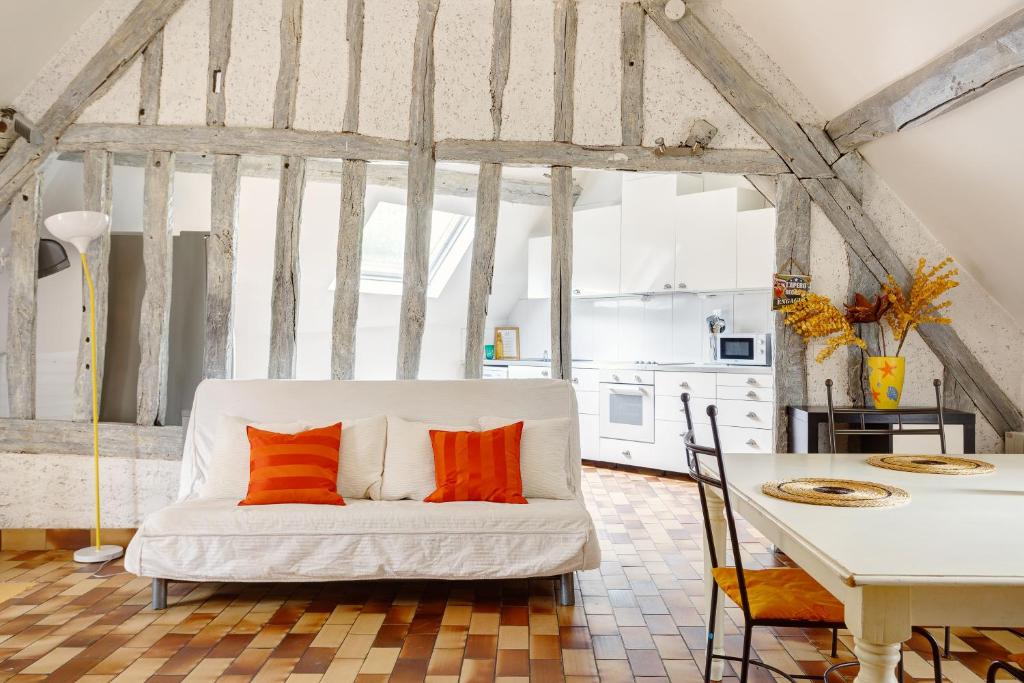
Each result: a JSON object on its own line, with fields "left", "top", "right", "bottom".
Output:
{"left": 44, "top": 211, "right": 110, "bottom": 254}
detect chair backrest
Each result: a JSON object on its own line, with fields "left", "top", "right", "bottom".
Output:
{"left": 824, "top": 378, "right": 946, "bottom": 454}
{"left": 681, "top": 392, "right": 754, "bottom": 621}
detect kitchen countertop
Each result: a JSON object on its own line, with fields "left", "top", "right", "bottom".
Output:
{"left": 483, "top": 359, "right": 773, "bottom": 375}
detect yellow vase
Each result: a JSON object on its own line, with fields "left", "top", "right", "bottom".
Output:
{"left": 867, "top": 356, "right": 906, "bottom": 409}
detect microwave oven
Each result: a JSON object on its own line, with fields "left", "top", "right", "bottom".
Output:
{"left": 717, "top": 333, "right": 771, "bottom": 366}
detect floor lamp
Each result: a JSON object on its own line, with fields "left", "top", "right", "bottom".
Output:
{"left": 44, "top": 211, "right": 122, "bottom": 564}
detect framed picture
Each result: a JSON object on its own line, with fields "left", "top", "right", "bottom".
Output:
{"left": 494, "top": 327, "right": 520, "bottom": 360}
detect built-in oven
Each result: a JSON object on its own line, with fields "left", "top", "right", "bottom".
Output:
{"left": 599, "top": 369, "right": 655, "bottom": 443}
{"left": 717, "top": 333, "right": 772, "bottom": 366}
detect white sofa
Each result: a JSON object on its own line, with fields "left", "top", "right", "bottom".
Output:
{"left": 126, "top": 378, "right": 600, "bottom": 607}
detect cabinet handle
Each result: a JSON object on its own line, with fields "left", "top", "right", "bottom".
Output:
{"left": 612, "top": 374, "right": 620, "bottom": 382}
{"left": 746, "top": 411, "right": 759, "bottom": 420}
{"left": 572, "top": 377, "right": 579, "bottom": 384}
{"left": 663, "top": 283, "right": 672, "bottom": 289}
{"left": 634, "top": 375, "right": 643, "bottom": 383}
{"left": 573, "top": 288, "right": 581, "bottom": 295}
{"left": 679, "top": 381, "right": 690, "bottom": 388}
{"left": 746, "top": 390, "right": 759, "bottom": 399}
{"left": 622, "top": 450, "right": 632, "bottom": 458}
{"left": 745, "top": 439, "right": 758, "bottom": 447}
{"left": 678, "top": 282, "right": 687, "bottom": 289}
{"left": 746, "top": 377, "right": 758, "bottom": 385}
{"left": 541, "top": 370, "right": 549, "bottom": 377}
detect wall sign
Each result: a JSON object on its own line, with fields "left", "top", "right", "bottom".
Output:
{"left": 772, "top": 273, "right": 811, "bottom": 310}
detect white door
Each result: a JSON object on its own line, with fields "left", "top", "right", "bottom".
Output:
{"left": 675, "top": 188, "right": 738, "bottom": 291}
{"left": 619, "top": 174, "right": 676, "bottom": 294}
{"left": 736, "top": 208, "right": 776, "bottom": 289}
{"left": 527, "top": 236, "right": 551, "bottom": 299}
{"left": 573, "top": 205, "right": 620, "bottom": 296}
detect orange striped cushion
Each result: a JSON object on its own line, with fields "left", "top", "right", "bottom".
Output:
{"left": 238, "top": 423, "right": 345, "bottom": 506}
{"left": 424, "top": 422, "right": 527, "bottom": 504}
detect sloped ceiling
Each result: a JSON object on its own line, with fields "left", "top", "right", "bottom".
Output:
{"left": 722, "top": 0, "right": 1024, "bottom": 325}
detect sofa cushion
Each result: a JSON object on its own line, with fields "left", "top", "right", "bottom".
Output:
{"left": 199, "top": 414, "right": 386, "bottom": 501}
{"left": 478, "top": 416, "right": 573, "bottom": 500}
{"left": 239, "top": 423, "right": 345, "bottom": 506}
{"left": 425, "top": 423, "right": 527, "bottom": 504}
{"left": 381, "top": 416, "right": 476, "bottom": 500}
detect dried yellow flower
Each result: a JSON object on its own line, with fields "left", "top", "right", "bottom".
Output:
{"left": 883, "top": 257, "right": 959, "bottom": 355}
{"left": 780, "top": 293, "right": 866, "bottom": 363}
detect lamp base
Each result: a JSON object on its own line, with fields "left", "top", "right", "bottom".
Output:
{"left": 74, "top": 545, "right": 123, "bottom": 564}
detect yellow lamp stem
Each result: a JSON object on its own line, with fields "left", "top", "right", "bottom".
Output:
{"left": 81, "top": 252, "right": 102, "bottom": 550}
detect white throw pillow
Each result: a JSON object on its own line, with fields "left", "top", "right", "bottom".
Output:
{"left": 381, "top": 416, "right": 476, "bottom": 501}
{"left": 478, "top": 416, "right": 574, "bottom": 500}
{"left": 198, "top": 414, "right": 387, "bottom": 501}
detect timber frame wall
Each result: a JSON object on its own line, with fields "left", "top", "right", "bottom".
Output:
{"left": 1, "top": 0, "right": 1021, "bottom": 453}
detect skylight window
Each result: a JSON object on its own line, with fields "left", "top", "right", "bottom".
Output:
{"left": 331, "top": 201, "right": 473, "bottom": 297}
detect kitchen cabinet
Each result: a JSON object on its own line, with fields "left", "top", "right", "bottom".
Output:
{"left": 527, "top": 236, "right": 551, "bottom": 299}
{"left": 736, "top": 208, "right": 776, "bottom": 289}
{"left": 619, "top": 174, "right": 677, "bottom": 294}
{"left": 675, "top": 188, "right": 738, "bottom": 291}
{"left": 572, "top": 205, "right": 620, "bottom": 296}
{"left": 579, "top": 414, "right": 599, "bottom": 459}
{"left": 508, "top": 364, "right": 552, "bottom": 379}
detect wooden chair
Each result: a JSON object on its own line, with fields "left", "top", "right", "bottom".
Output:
{"left": 988, "top": 655, "right": 1024, "bottom": 683}
{"left": 681, "top": 393, "right": 855, "bottom": 683}
{"left": 824, "top": 377, "right": 947, "bottom": 679}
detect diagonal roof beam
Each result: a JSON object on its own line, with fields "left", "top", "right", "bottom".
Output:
{"left": 827, "top": 7, "right": 1024, "bottom": 152}
{"left": 0, "top": 0, "right": 189, "bottom": 212}
{"left": 641, "top": 0, "right": 1024, "bottom": 435}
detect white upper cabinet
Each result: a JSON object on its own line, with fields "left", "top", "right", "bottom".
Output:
{"left": 736, "top": 207, "right": 776, "bottom": 289}
{"left": 527, "top": 235, "right": 551, "bottom": 299}
{"left": 619, "top": 174, "right": 677, "bottom": 294}
{"left": 675, "top": 188, "right": 738, "bottom": 291}
{"left": 572, "top": 205, "right": 621, "bottom": 296}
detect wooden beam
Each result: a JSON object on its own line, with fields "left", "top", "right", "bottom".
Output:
{"left": 268, "top": 156, "right": 306, "bottom": 379}
{"left": 0, "top": 419, "right": 183, "bottom": 460}
{"left": 139, "top": 30, "right": 164, "bottom": 125}
{"left": 640, "top": 0, "right": 832, "bottom": 180}
{"left": 642, "top": 0, "right": 1023, "bottom": 434}
{"left": 435, "top": 139, "right": 789, "bottom": 174}
{"left": 136, "top": 151, "right": 174, "bottom": 426}
{"left": 554, "top": 0, "right": 577, "bottom": 143}
{"left": 396, "top": 0, "right": 439, "bottom": 380}
{"left": 59, "top": 123, "right": 410, "bottom": 161}
{"left": 273, "top": 0, "right": 303, "bottom": 129}
{"left": 620, "top": 2, "right": 645, "bottom": 146}
{"left": 207, "top": 0, "right": 233, "bottom": 126}
{"left": 772, "top": 175, "right": 810, "bottom": 452}
{"left": 0, "top": 0, "right": 189, "bottom": 211}
{"left": 343, "top": 0, "right": 364, "bottom": 133}
{"left": 550, "top": 166, "right": 573, "bottom": 381}
{"left": 203, "top": 154, "right": 240, "bottom": 380}
{"left": 464, "top": 163, "right": 502, "bottom": 379}
{"left": 331, "top": 160, "right": 367, "bottom": 380}
{"left": 73, "top": 151, "right": 112, "bottom": 422}
{"left": 826, "top": 8, "right": 1024, "bottom": 152}
{"left": 805, "top": 177, "right": 1024, "bottom": 434}
{"left": 6, "top": 173, "right": 40, "bottom": 419}
{"left": 489, "top": 0, "right": 511, "bottom": 139}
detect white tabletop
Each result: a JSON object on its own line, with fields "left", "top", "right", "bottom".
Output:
{"left": 718, "top": 452, "right": 1024, "bottom": 587}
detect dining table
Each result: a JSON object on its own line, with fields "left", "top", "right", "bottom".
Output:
{"left": 701, "top": 452, "right": 1024, "bottom": 683}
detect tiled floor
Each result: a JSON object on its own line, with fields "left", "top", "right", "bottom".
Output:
{"left": 1, "top": 465, "right": 1022, "bottom": 682}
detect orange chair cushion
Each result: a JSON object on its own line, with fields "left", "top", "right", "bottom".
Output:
{"left": 425, "top": 422, "right": 527, "bottom": 504}
{"left": 1007, "top": 653, "right": 1024, "bottom": 666}
{"left": 712, "top": 567, "right": 844, "bottom": 624}
{"left": 239, "top": 423, "right": 345, "bottom": 506}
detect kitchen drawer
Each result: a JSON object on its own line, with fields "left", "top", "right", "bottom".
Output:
{"left": 717, "top": 385, "right": 774, "bottom": 402}
{"left": 570, "top": 368, "right": 600, "bottom": 392}
{"left": 718, "top": 426, "right": 773, "bottom": 454}
{"left": 579, "top": 414, "right": 599, "bottom": 460}
{"left": 654, "top": 394, "right": 712, "bottom": 424}
{"left": 508, "top": 365, "right": 552, "bottom": 379}
{"left": 576, "top": 390, "right": 599, "bottom": 416}
{"left": 716, "top": 372, "right": 773, "bottom": 389}
{"left": 653, "top": 421, "right": 714, "bottom": 473}
{"left": 715, "top": 398, "right": 773, "bottom": 429}
{"left": 481, "top": 365, "right": 509, "bottom": 379}
{"left": 600, "top": 368, "right": 655, "bottom": 385}
{"left": 655, "top": 371, "right": 717, "bottom": 398}
{"left": 599, "top": 438, "right": 654, "bottom": 467}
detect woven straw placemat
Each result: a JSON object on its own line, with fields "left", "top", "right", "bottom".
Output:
{"left": 762, "top": 478, "right": 910, "bottom": 508}
{"left": 867, "top": 455, "right": 994, "bottom": 475}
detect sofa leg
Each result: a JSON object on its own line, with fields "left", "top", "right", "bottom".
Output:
{"left": 151, "top": 578, "right": 167, "bottom": 610}
{"left": 558, "top": 572, "right": 575, "bottom": 606}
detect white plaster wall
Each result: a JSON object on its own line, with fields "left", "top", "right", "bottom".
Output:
{"left": 573, "top": 0, "right": 622, "bottom": 145}
{"left": 500, "top": 0, "right": 554, "bottom": 141}
{"left": 433, "top": 0, "right": 494, "bottom": 141}
{"left": 224, "top": 0, "right": 281, "bottom": 128}
{"left": 0, "top": 453, "right": 178, "bottom": 527}
{"left": 293, "top": 0, "right": 349, "bottom": 132}
{"left": 77, "top": 59, "right": 141, "bottom": 124}
{"left": 358, "top": 0, "right": 417, "bottom": 140}
{"left": 158, "top": 0, "right": 210, "bottom": 126}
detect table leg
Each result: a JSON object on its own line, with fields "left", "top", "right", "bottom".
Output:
{"left": 853, "top": 639, "right": 901, "bottom": 683}
{"left": 704, "top": 492, "right": 727, "bottom": 681}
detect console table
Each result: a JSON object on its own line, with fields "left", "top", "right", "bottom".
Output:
{"left": 787, "top": 405, "right": 976, "bottom": 454}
